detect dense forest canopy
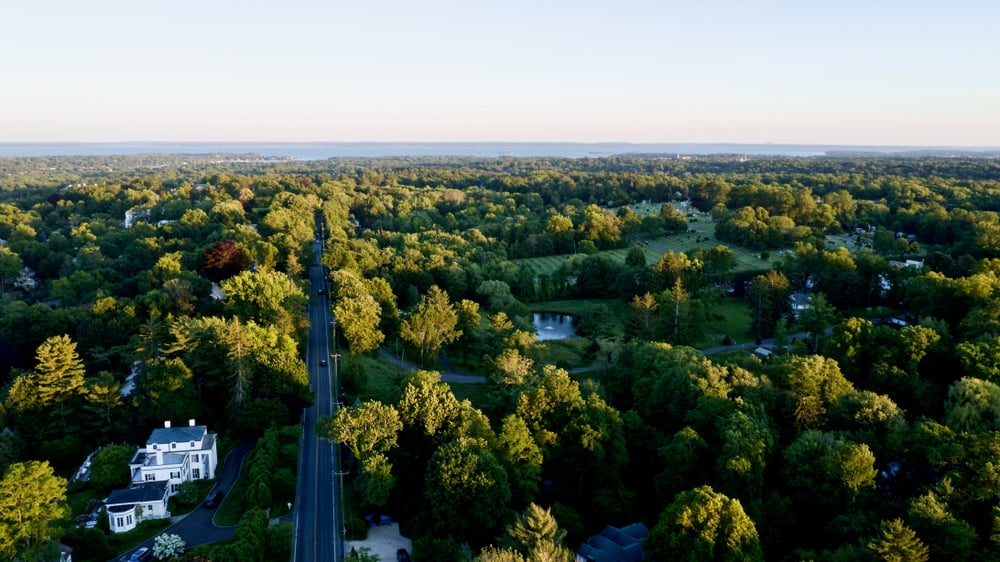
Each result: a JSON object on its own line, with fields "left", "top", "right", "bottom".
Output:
{"left": 3, "top": 152, "right": 1000, "bottom": 560}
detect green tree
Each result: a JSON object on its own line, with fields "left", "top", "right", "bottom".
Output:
{"left": 0, "top": 246, "right": 23, "bottom": 296}
{"left": 221, "top": 269, "right": 308, "bottom": 337}
{"left": 334, "top": 293, "right": 384, "bottom": 354}
{"left": 495, "top": 414, "right": 543, "bottom": 506}
{"left": 626, "top": 292, "right": 659, "bottom": 342}
{"left": 88, "top": 444, "right": 135, "bottom": 492}
{"left": 797, "top": 292, "right": 837, "bottom": 350}
{"left": 319, "top": 401, "right": 402, "bottom": 460}
{"left": 645, "top": 485, "right": 763, "bottom": 562}
{"left": 424, "top": 437, "right": 511, "bottom": 540}
{"left": 944, "top": 377, "right": 1000, "bottom": 433}
{"left": 34, "top": 334, "right": 86, "bottom": 410}
{"left": 906, "top": 492, "right": 977, "bottom": 562}
{"left": 782, "top": 355, "right": 855, "bottom": 430}
{"left": 501, "top": 503, "right": 572, "bottom": 561}
{"left": 332, "top": 269, "right": 384, "bottom": 354}
{"left": 0, "top": 461, "right": 70, "bottom": 559}
{"left": 401, "top": 286, "right": 461, "bottom": 363}
{"left": 868, "top": 518, "right": 929, "bottom": 562}
{"left": 782, "top": 430, "right": 877, "bottom": 510}
{"left": 357, "top": 452, "right": 395, "bottom": 507}
{"left": 716, "top": 406, "right": 776, "bottom": 499}
{"left": 747, "top": 271, "right": 791, "bottom": 340}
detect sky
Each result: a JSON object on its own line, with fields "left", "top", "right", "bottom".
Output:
{"left": 1, "top": 0, "right": 998, "bottom": 145}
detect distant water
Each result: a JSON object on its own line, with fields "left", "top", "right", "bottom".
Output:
{"left": 0, "top": 141, "right": 995, "bottom": 159}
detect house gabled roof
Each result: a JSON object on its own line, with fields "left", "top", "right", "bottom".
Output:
{"left": 147, "top": 425, "right": 207, "bottom": 445}
{"left": 577, "top": 523, "right": 648, "bottom": 562}
{"left": 106, "top": 481, "right": 168, "bottom": 509}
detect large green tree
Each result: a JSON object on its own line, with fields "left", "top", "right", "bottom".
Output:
{"left": 424, "top": 437, "right": 511, "bottom": 541}
{"left": 0, "top": 461, "right": 70, "bottom": 559}
{"left": 645, "top": 485, "right": 763, "bottom": 562}
{"left": 401, "top": 286, "right": 461, "bottom": 363}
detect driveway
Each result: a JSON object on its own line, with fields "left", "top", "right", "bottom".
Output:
{"left": 116, "top": 441, "right": 252, "bottom": 560}
{"left": 347, "top": 522, "right": 412, "bottom": 561}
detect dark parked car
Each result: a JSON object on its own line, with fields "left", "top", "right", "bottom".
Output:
{"left": 397, "top": 548, "right": 412, "bottom": 562}
{"left": 320, "top": 359, "right": 328, "bottom": 367}
{"left": 128, "top": 547, "right": 152, "bottom": 562}
{"left": 203, "top": 489, "right": 224, "bottom": 508}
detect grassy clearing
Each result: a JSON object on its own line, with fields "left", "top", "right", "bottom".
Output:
{"left": 516, "top": 202, "right": 770, "bottom": 276}
{"left": 534, "top": 338, "right": 591, "bottom": 370}
{"left": 449, "top": 382, "right": 494, "bottom": 410}
{"left": 514, "top": 232, "right": 770, "bottom": 277}
{"left": 533, "top": 299, "right": 624, "bottom": 316}
{"left": 700, "top": 298, "right": 754, "bottom": 346}
{"left": 350, "top": 352, "right": 406, "bottom": 404}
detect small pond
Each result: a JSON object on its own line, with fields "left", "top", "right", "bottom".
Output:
{"left": 533, "top": 313, "right": 577, "bottom": 341}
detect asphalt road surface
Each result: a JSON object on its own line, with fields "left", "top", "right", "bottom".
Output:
{"left": 292, "top": 237, "right": 345, "bottom": 562}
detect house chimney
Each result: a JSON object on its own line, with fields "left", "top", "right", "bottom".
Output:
{"left": 164, "top": 421, "right": 171, "bottom": 428}
{"left": 188, "top": 419, "right": 196, "bottom": 427}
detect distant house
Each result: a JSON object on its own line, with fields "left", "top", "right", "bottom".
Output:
{"left": 123, "top": 208, "right": 151, "bottom": 228}
{"left": 789, "top": 292, "right": 812, "bottom": 318}
{"left": 210, "top": 283, "right": 226, "bottom": 302}
{"left": 576, "top": 523, "right": 648, "bottom": 562}
{"left": 105, "top": 420, "right": 218, "bottom": 533}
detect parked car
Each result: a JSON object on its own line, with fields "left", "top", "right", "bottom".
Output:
{"left": 128, "top": 547, "right": 152, "bottom": 562}
{"left": 365, "top": 513, "right": 392, "bottom": 526}
{"left": 320, "top": 359, "right": 328, "bottom": 367}
{"left": 397, "top": 548, "right": 412, "bottom": 562}
{"left": 203, "top": 489, "right": 224, "bottom": 508}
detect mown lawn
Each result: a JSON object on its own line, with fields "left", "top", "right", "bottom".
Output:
{"left": 349, "top": 352, "right": 407, "bottom": 404}
{"left": 700, "top": 298, "right": 754, "bottom": 346}
{"left": 533, "top": 337, "right": 591, "bottom": 370}
{"left": 513, "top": 231, "right": 770, "bottom": 277}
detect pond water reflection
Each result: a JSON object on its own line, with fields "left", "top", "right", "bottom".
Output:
{"left": 533, "top": 313, "right": 577, "bottom": 341}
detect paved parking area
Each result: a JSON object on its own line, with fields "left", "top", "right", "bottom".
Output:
{"left": 346, "top": 522, "right": 412, "bottom": 561}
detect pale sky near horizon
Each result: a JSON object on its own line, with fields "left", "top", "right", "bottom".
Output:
{"left": 2, "top": 0, "right": 998, "bottom": 145}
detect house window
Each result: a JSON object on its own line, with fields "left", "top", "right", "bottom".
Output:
{"left": 171, "top": 484, "right": 179, "bottom": 493}
{"left": 126, "top": 514, "right": 133, "bottom": 525}
{"left": 145, "top": 473, "right": 155, "bottom": 481}
{"left": 116, "top": 517, "right": 124, "bottom": 527}
{"left": 193, "top": 468, "right": 200, "bottom": 479}
{"left": 171, "top": 443, "right": 176, "bottom": 449}
{"left": 152, "top": 444, "right": 158, "bottom": 450}
{"left": 170, "top": 471, "right": 180, "bottom": 479}
{"left": 190, "top": 441, "right": 195, "bottom": 447}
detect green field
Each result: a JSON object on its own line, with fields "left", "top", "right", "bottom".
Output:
{"left": 514, "top": 231, "right": 770, "bottom": 277}
{"left": 515, "top": 201, "right": 772, "bottom": 276}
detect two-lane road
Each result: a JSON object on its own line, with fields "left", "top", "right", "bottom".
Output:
{"left": 292, "top": 237, "right": 344, "bottom": 562}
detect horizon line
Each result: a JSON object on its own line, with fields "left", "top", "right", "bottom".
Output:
{"left": 2, "top": 140, "right": 1000, "bottom": 150}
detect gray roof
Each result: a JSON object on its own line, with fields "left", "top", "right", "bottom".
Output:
{"left": 147, "top": 425, "right": 207, "bottom": 445}
{"left": 577, "top": 523, "right": 648, "bottom": 562}
{"left": 106, "top": 481, "right": 168, "bottom": 508}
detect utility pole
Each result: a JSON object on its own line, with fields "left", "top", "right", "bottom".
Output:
{"left": 331, "top": 351, "right": 345, "bottom": 560}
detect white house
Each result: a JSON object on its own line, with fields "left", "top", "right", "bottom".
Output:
{"left": 129, "top": 420, "right": 218, "bottom": 494}
{"left": 105, "top": 420, "right": 218, "bottom": 533}
{"left": 105, "top": 481, "right": 169, "bottom": 534}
